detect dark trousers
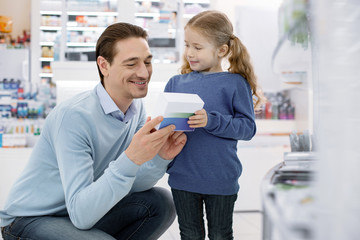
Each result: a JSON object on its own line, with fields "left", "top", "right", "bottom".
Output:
{"left": 171, "top": 188, "right": 237, "bottom": 240}
{"left": 1, "top": 187, "right": 175, "bottom": 240}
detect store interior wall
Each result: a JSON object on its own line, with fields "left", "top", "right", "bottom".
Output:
{"left": 0, "top": 0, "right": 31, "bottom": 38}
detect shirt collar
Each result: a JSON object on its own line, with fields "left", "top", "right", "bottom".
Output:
{"left": 96, "top": 83, "right": 137, "bottom": 122}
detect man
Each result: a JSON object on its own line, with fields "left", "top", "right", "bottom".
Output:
{"left": 0, "top": 22, "right": 187, "bottom": 240}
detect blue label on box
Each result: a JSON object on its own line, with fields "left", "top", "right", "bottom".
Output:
{"left": 159, "top": 118, "right": 194, "bottom": 131}
{"left": 158, "top": 113, "right": 194, "bottom": 131}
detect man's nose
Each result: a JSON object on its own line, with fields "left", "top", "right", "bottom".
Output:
{"left": 137, "top": 63, "right": 150, "bottom": 79}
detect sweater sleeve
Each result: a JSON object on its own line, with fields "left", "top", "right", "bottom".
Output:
{"left": 130, "top": 155, "right": 171, "bottom": 192}
{"left": 54, "top": 110, "right": 140, "bottom": 230}
{"left": 204, "top": 79, "right": 256, "bottom": 140}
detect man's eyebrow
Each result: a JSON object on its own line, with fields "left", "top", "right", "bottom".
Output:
{"left": 122, "top": 55, "right": 153, "bottom": 63}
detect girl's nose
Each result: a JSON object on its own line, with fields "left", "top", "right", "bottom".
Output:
{"left": 186, "top": 49, "right": 194, "bottom": 58}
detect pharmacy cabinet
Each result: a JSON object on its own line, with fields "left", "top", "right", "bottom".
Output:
{"left": 31, "top": 0, "right": 118, "bottom": 86}
{"left": 31, "top": 0, "right": 212, "bottom": 85}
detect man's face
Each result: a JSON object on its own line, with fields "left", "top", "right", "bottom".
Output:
{"left": 102, "top": 37, "right": 153, "bottom": 103}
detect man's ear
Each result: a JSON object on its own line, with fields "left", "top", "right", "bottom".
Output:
{"left": 97, "top": 56, "right": 110, "bottom": 77}
{"left": 217, "top": 44, "right": 229, "bottom": 58}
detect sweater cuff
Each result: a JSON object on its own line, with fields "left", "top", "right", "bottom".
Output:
{"left": 152, "top": 154, "right": 173, "bottom": 168}
{"left": 111, "top": 152, "right": 140, "bottom": 177}
{"left": 204, "top": 112, "right": 216, "bottom": 131}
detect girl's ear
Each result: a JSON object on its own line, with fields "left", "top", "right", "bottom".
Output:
{"left": 217, "top": 44, "right": 229, "bottom": 58}
{"left": 97, "top": 56, "right": 110, "bottom": 77}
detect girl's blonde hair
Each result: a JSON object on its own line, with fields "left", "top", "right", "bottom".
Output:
{"left": 180, "top": 10, "right": 264, "bottom": 108}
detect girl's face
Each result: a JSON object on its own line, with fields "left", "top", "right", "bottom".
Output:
{"left": 184, "top": 27, "right": 223, "bottom": 72}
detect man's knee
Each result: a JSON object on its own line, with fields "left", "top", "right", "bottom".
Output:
{"left": 150, "top": 187, "right": 176, "bottom": 224}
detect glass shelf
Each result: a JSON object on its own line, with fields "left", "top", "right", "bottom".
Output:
{"left": 67, "top": 11, "right": 118, "bottom": 16}
{"left": 40, "top": 26, "right": 62, "bottom": 31}
{"left": 66, "top": 42, "right": 96, "bottom": 47}
{"left": 40, "top": 11, "right": 62, "bottom": 15}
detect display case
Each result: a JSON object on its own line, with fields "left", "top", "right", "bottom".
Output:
{"left": 261, "top": 152, "right": 317, "bottom": 240}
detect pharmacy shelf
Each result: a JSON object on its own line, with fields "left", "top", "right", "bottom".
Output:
{"left": 39, "top": 26, "right": 62, "bottom": 31}
{"left": 40, "top": 42, "right": 55, "bottom": 46}
{"left": 256, "top": 119, "right": 297, "bottom": 135}
{"left": 66, "top": 42, "right": 97, "bottom": 47}
{"left": 67, "top": 11, "right": 117, "bottom": 16}
{"left": 66, "top": 26, "right": 106, "bottom": 31}
{"left": 272, "top": 37, "right": 311, "bottom": 74}
{"left": 39, "top": 73, "right": 53, "bottom": 78}
{"left": 40, "top": 57, "right": 54, "bottom": 62}
{"left": 40, "top": 10, "right": 62, "bottom": 15}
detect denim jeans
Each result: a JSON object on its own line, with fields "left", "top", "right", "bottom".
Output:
{"left": 1, "top": 187, "right": 175, "bottom": 240}
{"left": 171, "top": 189, "right": 237, "bottom": 240}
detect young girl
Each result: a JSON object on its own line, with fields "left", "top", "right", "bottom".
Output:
{"left": 164, "top": 10, "right": 264, "bottom": 240}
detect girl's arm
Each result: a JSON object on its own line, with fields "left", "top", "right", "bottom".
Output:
{"left": 203, "top": 81, "right": 256, "bottom": 140}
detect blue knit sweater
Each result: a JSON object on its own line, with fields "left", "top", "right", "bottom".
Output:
{"left": 0, "top": 87, "right": 170, "bottom": 229}
{"left": 165, "top": 71, "right": 256, "bottom": 195}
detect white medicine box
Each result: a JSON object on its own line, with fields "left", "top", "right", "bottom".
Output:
{"left": 153, "top": 92, "right": 204, "bottom": 131}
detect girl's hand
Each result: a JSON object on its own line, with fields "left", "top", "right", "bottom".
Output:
{"left": 188, "top": 109, "right": 208, "bottom": 128}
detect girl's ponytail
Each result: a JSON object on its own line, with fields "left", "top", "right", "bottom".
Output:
{"left": 228, "top": 36, "right": 264, "bottom": 109}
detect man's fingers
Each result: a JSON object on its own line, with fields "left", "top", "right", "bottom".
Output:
{"left": 171, "top": 131, "right": 183, "bottom": 140}
{"left": 149, "top": 124, "right": 175, "bottom": 141}
{"left": 173, "top": 132, "right": 187, "bottom": 145}
{"left": 139, "top": 116, "right": 164, "bottom": 134}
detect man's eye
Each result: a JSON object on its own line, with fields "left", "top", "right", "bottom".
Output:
{"left": 127, "top": 64, "right": 136, "bottom": 67}
{"left": 195, "top": 47, "right": 201, "bottom": 50}
{"left": 145, "top": 62, "right": 152, "bottom": 65}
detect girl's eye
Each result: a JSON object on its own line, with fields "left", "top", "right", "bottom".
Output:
{"left": 195, "top": 47, "right": 201, "bottom": 50}
{"left": 145, "top": 62, "right": 152, "bottom": 65}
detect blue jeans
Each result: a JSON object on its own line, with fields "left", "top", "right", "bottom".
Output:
{"left": 171, "top": 189, "right": 237, "bottom": 240}
{"left": 1, "top": 187, "right": 175, "bottom": 240}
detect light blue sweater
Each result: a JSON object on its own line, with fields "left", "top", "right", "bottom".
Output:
{"left": 165, "top": 71, "right": 256, "bottom": 195}
{"left": 0, "top": 86, "right": 170, "bottom": 229}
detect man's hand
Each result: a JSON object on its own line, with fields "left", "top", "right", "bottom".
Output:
{"left": 158, "top": 130, "right": 187, "bottom": 160}
{"left": 125, "top": 116, "right": 175, "bottom": 165}
{"left": 188, "top": 109, "right": 208, "bottom": 128}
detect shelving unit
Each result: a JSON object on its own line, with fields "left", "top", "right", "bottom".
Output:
{"left": 131, "top": 0, "right": 211, "bottom": 63}
{"left": 31, "top": 0, "right": 212, "bottom": 85}
{"left": 39, "top": 6, "right": 63, "bottom": 80}
{"left": 65, "top": 9, "right": 117, "bottom": 61}
{"left": 259, "top": 0, "right": 315, "bottom": 237}
{"left": 31, "top": 0, "right": 119, "bottom": 86}
{"left": 270, "top": 0, "right": 312, "bottom": 134}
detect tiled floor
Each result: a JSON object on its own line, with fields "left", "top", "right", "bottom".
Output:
{"left": 159, "top": 211, "right": 263, "bottom": 240}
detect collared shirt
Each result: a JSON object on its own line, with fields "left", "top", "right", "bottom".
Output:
{"left": 96, "top": 83, "right": 136, "bottom": 123}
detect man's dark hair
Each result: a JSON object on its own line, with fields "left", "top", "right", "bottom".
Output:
{"left": 96, "top": 22, "right": 148, "bottom": 82}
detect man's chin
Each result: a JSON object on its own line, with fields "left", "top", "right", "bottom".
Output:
{"left": 133, "top": 91, "right": 148, "bottom": 99}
